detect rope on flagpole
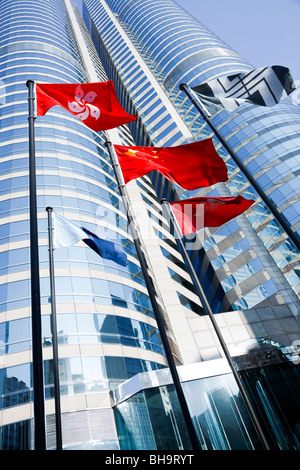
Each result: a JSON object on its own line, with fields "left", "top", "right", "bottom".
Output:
{"left": 179, "top": 83, "right": 300, "bottom": 253}
{"left": 161, "top": 198, "right": 271, "bottom": 451}
{"left": 104, "top": 138, "right": 201, "bottom": 451}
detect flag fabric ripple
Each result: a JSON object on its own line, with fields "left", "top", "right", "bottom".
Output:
{"left": 36, "top": 80, "right": 136, "bottom": 131}
{"left": 81, "top": 227, "right": 127, "bottom": 267}
{"left": 113, "top": 140, "right": 228, "bottom": 190}
{"left": 170, "top": 195, "right": 255, "bottom": 235}
{"left": 53, "top": 213, "right": 127, "bottom": 266}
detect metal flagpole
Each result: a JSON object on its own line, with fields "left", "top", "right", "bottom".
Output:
{"left": 46, "top": 207, "right": 63, "bottom": 451}
{"left": 179, "top": 83, "right": 300, "bottom": 252}
{"left": 104, "top": 139, "right": 201, "bottom": 451}
{"left": 26, "top": 80, "right": 47, "bottom": 450}
{"left": 161, "top": 198, "right": 271, "bottom": 450}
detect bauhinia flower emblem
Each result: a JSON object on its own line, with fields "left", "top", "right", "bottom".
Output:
{"left": 68, "top": 84, "right": 100, "bottom": 121}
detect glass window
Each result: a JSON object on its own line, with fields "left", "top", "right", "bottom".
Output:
{"left": 105, "top": 356, "right": 127, "bottom": 380}
{"left": 0, "top": 363, "right": 31, "bottom": 410}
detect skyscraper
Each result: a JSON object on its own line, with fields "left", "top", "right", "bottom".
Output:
{"left": 0, "top": 0, "right": 299, "bottom": 450}
{"left": 83, "top": 0, "right": 300, "bottom": 312}
{"left": 0, "top": 0, "right": 182, "bottom": 449}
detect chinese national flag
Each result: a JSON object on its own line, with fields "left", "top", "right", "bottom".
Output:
{"left": 170, "top": 195, "right": 255, "bottom": 235}
{"left": 113, "top": 140, "right": 228, "bottom": 190}
{"left": 35, "top": 80, "right": 136, "bottom": 131}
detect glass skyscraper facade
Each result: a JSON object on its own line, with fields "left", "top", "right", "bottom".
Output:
{"left": 0, "top": 0, "right": 183, "bottom": 449}
{"left": 0, "top": 0, "right": 299, "bottom": 450}
{"left": 83, "top": 0, "right": 300, "bottom": 313}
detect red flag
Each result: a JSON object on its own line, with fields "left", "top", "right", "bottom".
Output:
{"left": 170, "top": 196, "right": 255, "bottom": 235}
{"left": 35, "top": 80, "right": 136, "bottom": 131}
{"left": 113, "top": 140, "right": 228, "bottom": 190}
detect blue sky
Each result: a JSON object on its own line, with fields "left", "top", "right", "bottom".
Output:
{"left": 175, "top": 0, "right": 300, "bottom": 81}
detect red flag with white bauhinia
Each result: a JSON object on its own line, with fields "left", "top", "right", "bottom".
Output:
{"left": 170, "top": 196, "right": 255, "bottom": 235}
{"left": 35, "top": 80, "right": 136, "bottom": 131}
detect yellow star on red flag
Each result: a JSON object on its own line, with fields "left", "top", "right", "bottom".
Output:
{"left": 113, "top": 140, "right": 228, "bottom": 190}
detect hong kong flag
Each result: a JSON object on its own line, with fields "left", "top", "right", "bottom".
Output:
{"left": 170, "top": 195, "right": 255, "bottom": 235}
{"left": 35, "top": 80, "right": 136, "bottom": 131}
{"left": 113, "top": 140, "right": 228, "bottom": 190}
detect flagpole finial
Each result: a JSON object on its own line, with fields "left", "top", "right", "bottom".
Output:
{"left": 26, "top": 80, "right": 35, "bottom": 87}
{"left": 46, "top": 206, "right": 53, "bottom": 212}
{"left": 179, "top": 83, "right": 187, "bottom": 90}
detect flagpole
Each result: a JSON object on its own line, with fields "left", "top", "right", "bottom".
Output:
{"left": 161, "top": 198, "right": 271, "bottom": 451}
{"left": 104, "top": 139, "right": 201, "bottom": 451}
{"left": 26, "top": 80, "right": 47, "bottom": 450}
{"left": 46, "top": 207, "right": 63, "bottom": 451}
{"left": 179, "top": 83, "right": 300, "bottom": 252}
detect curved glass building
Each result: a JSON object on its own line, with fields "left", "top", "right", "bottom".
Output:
{"left": 0, "top": 0, "right": 188, "bottom": 450}
{"left": 1, "top": 0, "right": 300, "bottom": 451}
{"left": 84, "top": 0, "right": 300, "bottom": 314}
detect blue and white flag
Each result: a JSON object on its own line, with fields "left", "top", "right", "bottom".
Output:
{"left": 53, "top": 212, "right": 127, "bottom": 267}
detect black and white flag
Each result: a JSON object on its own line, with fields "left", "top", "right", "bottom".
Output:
{"left": 191, "top": 66, "right": 296, "bottom": 114}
